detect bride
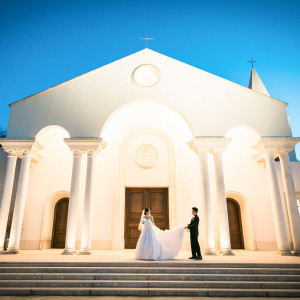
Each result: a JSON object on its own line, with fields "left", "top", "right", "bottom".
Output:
{"left": 135, "top": 208, "right": 185, "bottom": 260}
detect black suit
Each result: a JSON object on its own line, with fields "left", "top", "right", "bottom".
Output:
{"left": 187, "top": 214, "right": 201, "bottom": 258}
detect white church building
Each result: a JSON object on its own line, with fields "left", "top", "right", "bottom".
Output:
{"left": 0, "top": 49, "right": 300, "bottom": 256}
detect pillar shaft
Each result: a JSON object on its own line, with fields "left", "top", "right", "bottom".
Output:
{"left": 0, "top": 151, "right": 18, "bottom": 252}
{"left": 265, "top": 151, "right": 291, "bottom": 255}
{"left": 62, "top": 150, "right": 82, "bottom": 255}
{"left": 198, "top": 151, "right": 216, "bottom": 255}
{"left": 6, "top": 151, "right": 32, "bottom": 253}
{"left": 213, "top": 152, "right": 234, "bottom": 255}
{"left": 79, "top": 151, "right": 97, "bottom": 254}
{"left": 279, "top": 151, "right": 300, "bottom": 254}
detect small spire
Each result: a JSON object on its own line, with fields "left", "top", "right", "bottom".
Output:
{"left": 248, "top": 58, "right": 256, "bottom": 69}
{"left": 248, "top": 63, "right": 270, "bottom": 96}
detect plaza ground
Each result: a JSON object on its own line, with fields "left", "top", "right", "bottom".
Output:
{"left": 0, "top": 249, "right": 299, "bottom": 264}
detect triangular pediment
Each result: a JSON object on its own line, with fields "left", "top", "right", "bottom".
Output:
{"left": 7, "top": 48, "right": 291, "bottom": 139}
{"left": 9, "top": 48, "right": 286, "bottom": 107}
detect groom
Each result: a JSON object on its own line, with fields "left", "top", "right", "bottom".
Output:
{"left": 185, "top": 207, "right": 202, "bottom": 260}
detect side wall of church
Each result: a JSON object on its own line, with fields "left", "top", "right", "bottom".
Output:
{"left": 291, "top": 162, "right": 300, "bottom": 192}
{"left": 0, "top": 149, "right": 7, "bottom": 198}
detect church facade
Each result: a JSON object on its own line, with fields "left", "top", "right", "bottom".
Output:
{"left": 0, "top": 49, "right": 299, "bottom": 255}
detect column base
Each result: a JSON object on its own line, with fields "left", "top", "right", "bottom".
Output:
{"left": 204, "top": 248, "right": 218, "bottom": 255}
{"left": 277, "top": 249, "right": 293, "bottom": 256}
{"left": 61, "top": 248, "right": 76, "bottom": 255}
{"left": 79, "top": 249, "right": 92, "bottom": 255}
{"left": 220, "top": 248, "right": 235, "bottom": 256}
{"left": 0, "top": 249, "right": 5, "bottom": 255}
{"left": 5, "top": 248, "right": 19, "bottom": 254}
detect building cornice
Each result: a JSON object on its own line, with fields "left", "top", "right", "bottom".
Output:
{"left": 0, "top": 138, "right": 44, "bottom": 165}
{"left": 64, "top": 137, "right": 107, "bottom": 153}
{"left": 252, "top": 136, "right": 300, "bottom": 166}
{"left": 188, "top": 136, "right": 231, "bottom": 155}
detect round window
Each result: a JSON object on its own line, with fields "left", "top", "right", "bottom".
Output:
{"left": 132, "top": 64, "right": 160, "bottom": 87}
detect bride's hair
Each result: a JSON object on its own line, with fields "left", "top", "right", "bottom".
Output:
{"left": 144, "top": 208, "right": 149, "bottom": 215}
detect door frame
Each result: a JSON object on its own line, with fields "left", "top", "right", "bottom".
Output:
{"left": 227, "top": 197, "right": 244, "bottom": 249}
{"left": 51, "top": 197, "right": 69, "bottom": 248}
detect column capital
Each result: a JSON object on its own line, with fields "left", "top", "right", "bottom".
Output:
{"left": 187, "top": 139, "right": 210, "bottom": 156}
{"left": 0, "top": 138, "right": 43, "bottom": 165}
{"left": 187, "top": 137, "right": 231, "bottom": 156}
{"left": 0, "top": 138, "right": 35, "bottom": 152}
{"left": 4, "top": 150, "right": 18, "bottom": 157}
{"left": 64, "top": 137, "right": 107, "bottom": 154}
{"left": 252, "top": 137, "right": 300, "bottom": 166}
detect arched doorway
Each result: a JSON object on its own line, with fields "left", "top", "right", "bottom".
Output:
{"left": 227, "top": 198, "right": 244, "bottom": 249}
{"left": 51, "top": 197, "right": 69, "bottom": 248}
{"left": 100, "top": 101, "right": 194, "bottom": 250}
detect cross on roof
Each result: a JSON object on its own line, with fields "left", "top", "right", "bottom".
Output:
{"left": 248, "top": 58, "right": 256, "bottom": 68}
{"left": 139, "top": 34, "right": 154, "bottom": 48}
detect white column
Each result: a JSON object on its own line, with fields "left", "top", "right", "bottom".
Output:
{"left": 279, "top": 150, "right": 300, "bottom": 255}
{"left": 264, "top": 150, "right": 291, "bottom": 255}
{"left": 6, "top": 151, "right": 32, "bottom": 254}
{"left": 62, "top": 150, "right": 83, "bottom": 255}
{"left": 198, "top": 151, "right": 216, "bottom": 255}
{"left": 0, "top": 151, "right": 18, "bottom": 253}
{"left": 213, "top": 151, "right": 234, "bottom": 255}
{"left": 79, "top": 150, "right": 97, "bottom": 254}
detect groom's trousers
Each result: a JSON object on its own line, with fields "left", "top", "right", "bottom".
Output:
{"left": 190, "top": 234, "right": 201, "bottom": 257}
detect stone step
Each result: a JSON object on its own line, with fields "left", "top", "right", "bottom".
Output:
{"left": 0, "top": 272, "right": 299, "bottom": 281}
{"left": 0, "top": 266, "right": 299, "bottom": 275}
{"left": 0, "top": 262, "right": 299, "bottom": 297}
{"left": 1, "top": 261, "right": 300, "bottom": 268}
{"left": 0, "top": 279, "right": 299, "bottom": 289}
{"left": 0, "top": 287, "right": 299, "bottom": 297}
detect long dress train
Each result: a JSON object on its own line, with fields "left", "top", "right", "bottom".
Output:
{"left": 135, "top": 217, "right": 185, "bottom": 260}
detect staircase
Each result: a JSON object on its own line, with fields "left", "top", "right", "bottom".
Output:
{"left": 0, "top": 261, "right": 299, "bottom": 297}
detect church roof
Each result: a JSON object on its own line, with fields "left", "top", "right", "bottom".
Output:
{"left": 8, "top": 48, "right": 287, "bottom": 107}
{"left": 248, "top": 68, "right": 270, "bottom": 96}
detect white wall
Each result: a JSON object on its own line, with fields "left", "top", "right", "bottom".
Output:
{"left": 0, "top": 149, "right": 7, "bottom": 197}
{"left": 224, "top": 127, "right": 277, "bottom": 250}
{"left": 19, "top": 127, "right": 73, "bottom": 249}
{"left": 291, "top": 162, "right": 300, "bottom": 192}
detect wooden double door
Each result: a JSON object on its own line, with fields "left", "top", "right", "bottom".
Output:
{"left": 52, "top": 197, "right": 69, "bottom": 248}
{"left": 125, "top": 188, "right": 169, "bottom": 249}
{"left": 227, "top": 198, "right": 244, "bottom": 249}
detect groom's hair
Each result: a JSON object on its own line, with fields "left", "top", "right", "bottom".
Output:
{"left": 192, "top": 207, "right": 198, "bottom": 213}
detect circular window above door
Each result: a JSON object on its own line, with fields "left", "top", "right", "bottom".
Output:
{"left": 132, "top": 64, "right": 160, "bottom": 87}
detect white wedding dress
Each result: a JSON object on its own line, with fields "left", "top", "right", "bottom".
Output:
{"left": 135, "top": 215, "right": 185, "bottom": 260}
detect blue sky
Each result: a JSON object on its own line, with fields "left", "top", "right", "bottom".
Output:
{"left": 0, "top": 0, "right": 300, "bottom": 156}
